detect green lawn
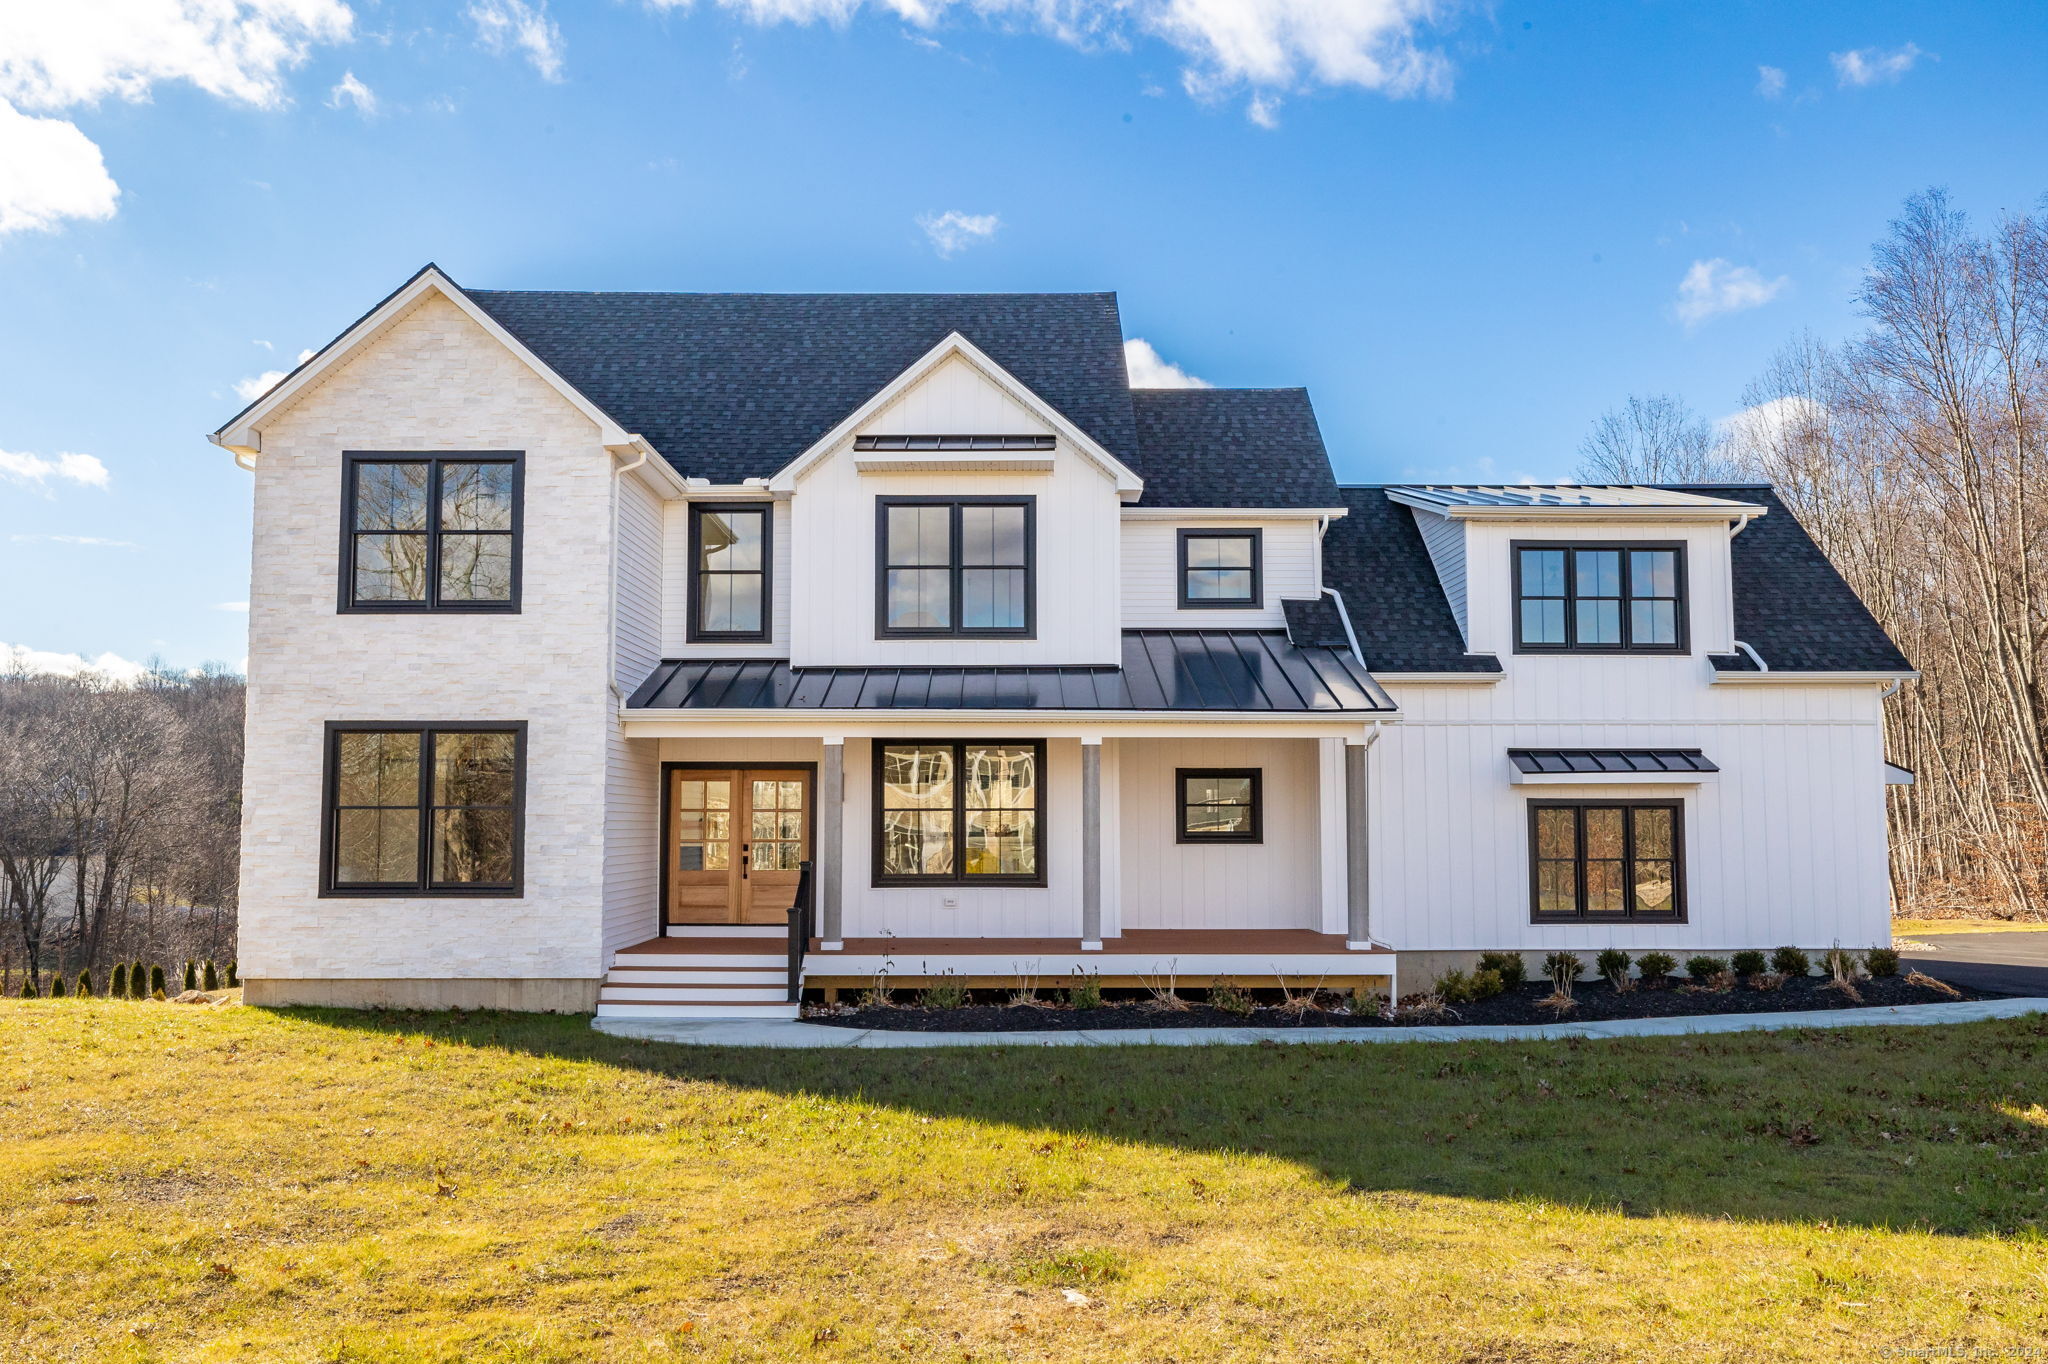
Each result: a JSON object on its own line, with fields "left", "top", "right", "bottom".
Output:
{"left": 6, "top": 1000, "right": 2046, "bottom": 1362}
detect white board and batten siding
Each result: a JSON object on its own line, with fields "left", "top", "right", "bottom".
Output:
{"left": 1119, "top": 519, "right": 1322, "bottom": 629}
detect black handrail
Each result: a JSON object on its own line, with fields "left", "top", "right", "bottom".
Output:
{"left": 786, "top": 859, "right": 815, "bottom": 1003}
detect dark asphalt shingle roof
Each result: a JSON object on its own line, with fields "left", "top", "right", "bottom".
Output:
{"left": 1322, "top": 487, "right": 1502, "bottom": 674}
{"left": 464, "top": 290, "right": 1138, "bottom": 485}
{"left": 1127, "top": 389, "right": 1343, "bottom": 508}
{"left": 1281, "top": 596, "right": 1349, "bottom": 649}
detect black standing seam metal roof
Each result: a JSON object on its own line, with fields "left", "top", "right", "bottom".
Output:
{"left": 626, "top": 631, "right": 1395, "bottom": 713}
{"left": 1508, "top": 749, "right": 1719, "bottom": 775}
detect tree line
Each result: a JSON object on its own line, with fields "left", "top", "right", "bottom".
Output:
{"left": 0, "top": 664, "right": 244, "bottom": 990}
{"left": 1581, "top": 188, "right": 2048, "bottom": 918}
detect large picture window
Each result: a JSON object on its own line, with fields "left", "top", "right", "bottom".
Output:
{"left": 1177, "top": 529, "right": 1262, "bottom": 609}
{"left": 876, "top": 497, "right": 1034, "bottom": 638}
{"left": 321, "top": 723, "right": 526, "bottom": 896}
{"left": 341, "top": 453, "right": 522, "bottom": 612}
{"left": 1528, "top": 801, "right": 1683, "bottom": 921}
{"left": 1513, "top": 542, "right": 1684, "bottom": 653}
{"left": 689, "top": 503, "right": 771, "bottom": 641}
{"left": 872, "top": 740, "right": 1045, "bottom": 886}
{"left": 1177, "top": 768, "right": 1262, "bottom": 843}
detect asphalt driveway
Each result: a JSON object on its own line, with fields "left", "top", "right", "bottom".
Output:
{"left": 1902, "top": 930, "right": 2048, "bottom": 997}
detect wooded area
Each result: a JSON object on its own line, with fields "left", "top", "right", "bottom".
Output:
{"left": 0, "top": 666, "right": 244, "bottom": 989}
{"left": 1584, "top": 189, "right": 2048, "bottom": 918}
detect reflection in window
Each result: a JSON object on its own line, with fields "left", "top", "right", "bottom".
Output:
{"left": 1530, "top": 802, "right": 1681, "bottom": 920}
{"left": 692, "top": 505, "right": 769, "bottom": 639}
{"left": 1180, "top": 531, "right": 1260, "bottom": 607}
{"left": 1178, "top": 769, "right": 1261, "bottom": 842}
{"left": 876, "top": 742, "right": 1042, "bottom": 883}
{"left": 328, "top": 726, "right": 521, "bottom": 894}
{"left": 1516, "top": 545, "right": 1683, "bottom": 651}
{"left": 347, "top": 456, "right": 518, "bottom": 609}
{"left": 879, "top": 500, "right": 1032, "bottom": 636}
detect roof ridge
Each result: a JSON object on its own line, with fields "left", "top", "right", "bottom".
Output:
{"left": 465, "top": 288, "right": 1121, "bottom": 301}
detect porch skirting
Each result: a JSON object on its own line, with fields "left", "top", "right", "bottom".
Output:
{"left": 244, "top": 977, "right": 602, "bottom": 1013}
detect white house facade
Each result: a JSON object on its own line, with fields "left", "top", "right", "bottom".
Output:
{"left": 213, "top": 267, "right": 1916, "bottom": 1017}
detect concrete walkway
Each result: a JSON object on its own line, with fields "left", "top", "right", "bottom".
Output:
{"left": 592, "top": 995, "right": 2048, "bottom": 1049}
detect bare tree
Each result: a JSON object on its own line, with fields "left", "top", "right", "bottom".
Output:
{"left": 1575, "top": 394, "right": 1746, "bottom": 484}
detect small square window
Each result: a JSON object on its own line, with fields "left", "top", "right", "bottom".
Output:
{"left": 1177, "top": 768, "right": 1262, "bottom": 843}
{"left": 322, "top": 723, "right": 526, "bottom": 897}
{"left": 1177, "top": 530, "right": 1263, "bottom": 609}
{"left": 341, "top": 453, "right": 522, "bottom": 613}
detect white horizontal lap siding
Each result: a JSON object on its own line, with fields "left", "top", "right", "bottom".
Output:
{"left": 238, "top": 294, "right": 612, "bottom": 983}
{"left": 661, "top": 498, "right": 791, "bottom": 659}
{"left": 841, "top": 738, "right": 1083, "bottom": 940}
{"left": 615, "top": 472, "right": 664, "bottom": 688}
{"left": 1117, "top": 738, "right": 1319, "bottom": 930}
{"left": 602, "top": 734, "right": 661, "bottom": 956}
{"left": 1119, "top": 520, "right": 1318, "bottom": 629}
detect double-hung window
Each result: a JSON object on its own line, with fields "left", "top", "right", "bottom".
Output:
{"left": 322, "top": 723, "right": 525, "bottom": 896}
{"left": 1178, "top": 529, "right": 1262, "bottom": 608}
{"left": 1529, "top": 801, "right": 1683, "bottom": 921}
{"left": 689, "top": 503, "right": 771, "bottom": 641}
{"left": 877, "top": 498, "right": 1034, "bottom": 637}
{"left": 1514, "top": 543, "right": 1684, "bottom": 652}
{"left": 342, "top": 453, "right": 521, "bottom": 612}
{"left": 873, "top": 741, "right": 1044, "bottom": 886}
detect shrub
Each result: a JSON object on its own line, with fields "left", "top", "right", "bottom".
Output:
{"left": 1470, "top": 968, "right": 1506, "bottom": 999}
{"left": 76, "top": 969, "right": 93, "bottom": 998}
{"left": 1067, "top": 974, "right": 1103, "bottom": 1011}
{"left": 1731, "top": 950, "right": 1768, "bottom": 977}
{"left": 1823, "top": 943, "right": 1861, "bottom": 982}
{"left": 1685, "top": 955, "right": 1729, "bottom": 984}
{"left": 1542, "top": 952, "right": 1583, "bottom": 990}
{"left": 49, "top": 972, "right": 66, "bottom": 998}
{"left": 919, "top": 979, "right": 967, "bottom": 1010}
{"left": 202, "top": 960, "right": 220, "bottom": 991}
{"left": 110, "top": 964, "right": 127, "bottom": 999}
{"left": 1635, "top": 951, "right": 1678, "bottom": 985}
{"left": 1393, "top": 992, "right": 1455, "bottom": 1022}
{"left": 1435, "top": 968, "right": 1475, "bottom": 1004}
{"left": 183, "top": 961, "right": 198, "bottom": 992}
{"left": 1749, "top": 970, "right": 1788, "bottom": 991}
{"left": 129, "top": 963, "right": 148, "bottom": 1000}
{"left": 1350, "top": 985, "right": 1388, "bottom": 1018}
{"left": 19, "top": 975, "right": 37, "bottom": 999}
{"left": 226, "top": 961, "right": 239, "bottom": 988}
{"left": 1595, "top": 948, "right": 1633, "bottom": 989}
{"left": 1207, "top": 979, "right": 1253, "bottom": 1016}
{"left": 1476, "top": 951, "right": 1526, "bottom": 988}
{"left": 1770, "top": 946, "right": 1812, "bottom": 978}
{"left": 149, "top": 965, "right": 167, "bottom": 998}
{"left": 1865, "top": 945, "right": 1901, "bottom": 978}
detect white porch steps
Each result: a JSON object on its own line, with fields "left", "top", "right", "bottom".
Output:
{"left": 595, "top": 926, "right": 801, "bottom": 1020}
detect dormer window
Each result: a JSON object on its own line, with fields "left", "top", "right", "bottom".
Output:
{"left": 689, "top": 504, "right": 772, "bottom": 642}
{"left": 877, "top": 497, "right": 1035, "bottom": 638}
{"left": 1514, "top": 543, "right": 1685, "bottom": 653}
{"left": 1178, "top": 529, "right": 1262, "bottom": 609}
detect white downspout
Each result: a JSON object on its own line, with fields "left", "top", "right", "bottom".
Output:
{"left": 1733, "top": 640, "right": 1769, "bottom": 672}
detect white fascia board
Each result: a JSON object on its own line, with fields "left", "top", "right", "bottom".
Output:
{"left": 1509, "top": 770, "right": 1715, "bottom": 787}
{"left": 854, "top": 452, "right": 1056, "bottom": 474}
{"left": 763, "top": 332, "right": 1144, "bottom": 495}
{"left": 620, "top": 711, "right": 1397, "bottom": 739}
{"left": 1120, "top": 507, "right": 1350, "bottom": 521}
{"left": 1431, "top": 504, "right": 1768, "bottom": 524}
{"left": 1710, "top": 669, "right": 1920, "bottom": 686}
{"left": 209, "top": 265, "right": 647, "bottom": 461}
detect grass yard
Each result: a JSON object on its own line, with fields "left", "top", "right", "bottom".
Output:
{"left": 6, "top": 1002, "right": 2047, "bottom": 1363}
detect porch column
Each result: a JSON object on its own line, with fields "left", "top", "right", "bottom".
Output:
{"left": 1345, "top": 733, "right": 1371, "bottom": 949}
{"left": 819, "top": 737, "right": 844, "bottom": 949}
{"left": 1080, "top": 736, "right": 1103, "bottom": 950}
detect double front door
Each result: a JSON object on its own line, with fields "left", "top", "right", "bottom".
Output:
{"left": 667, "top": 768, "right": 810, "bottom": 925}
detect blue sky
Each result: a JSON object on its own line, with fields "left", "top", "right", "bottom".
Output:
{"left": 2, "top": 0, "right": 2044, "bottom": 674}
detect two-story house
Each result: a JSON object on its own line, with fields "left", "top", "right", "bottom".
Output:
{"left": 212, "top": 266, "right": 1914, "bottom": 1018}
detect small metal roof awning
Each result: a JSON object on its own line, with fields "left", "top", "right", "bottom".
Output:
{"left": 627, "top": 631, "right": 1396, "bottom": 714}
{"left": 1885, "top": 761, "right": 1916, "bottom": 786}
{"left": 1508, "top": 748, "right": 1719, "bottom": 785}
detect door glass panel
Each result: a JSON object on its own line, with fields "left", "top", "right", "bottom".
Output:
{"left": 675, "top": 777, "right": 732, "bottom": 872}
{"left": 749, "top": 778, "right": 804, "bottom": 873}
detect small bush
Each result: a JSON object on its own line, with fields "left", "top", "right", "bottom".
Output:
{"left": 1435, "top": 968, "right": 1475, "bottom": 1004}
{"left": 1685, "top": 955, "right": 1729, "bottom": 983}
{"left": 1595, "top": 948, "right": 1633, "bottom": 989}
{"left": 1865, "top": 945, "right": 1901, "bottom": 977}
{"left": 858, "top": 973, "right": 893, "bottom": 1009}
{"left": 919, "top": 979, "right": 967, "bottom": 1010}
{"left": 1067, "top": 974, "right": 1103, "bottom": 1011}
{"left": 226, "top": 961, "right": 239, "bottom": 987}
{"left": 1749, "top": 970, "right": 1788, "bottom": 991}
{"left": 1770, "top": 945, "right": 1812, "bottom": 978}
{"left": 1731, "top": 950, "right": 1768, "bottom": 977}
{"left": 1350, "top": 986, "right": 1388, "bottom": 1018}
{"left": 1635, "top": 951, "right": 1678, "bottom": 985}
{"left": 76, "top": 969, "right": 93, "bottom": 998}
{"left": 183, "top": 961, "right": 198, "bottom": 992}
{"left": 149, "top": 965, "right": 167, "bottom": 998}
{"left": 1394, "top": 992, "right": 1456, "bottom": 1022}
{"left": 202, "top": 961, "right": 220, "bottom": 991}
{"left": 1469, "top": 967, "right": 1506, "bottom": 999}
{"left": 129, "top": 963, "right": 148, "bottom": 1000}
{"left": 20, "top": 975, "right": 38, "bottom": 999}
{"left": 49, "top": 973, "right": 66, "bottom": 998}
{"left": 1823, "top": 943, "right": 1861, "bottom": 981}
{"left": 1207, "top": 979, "right": 1253, "bottom": 1016}
{"left": 1476, "top": 951, "right": 1526, "bottom": 988}
{"left": 1542, "top": 952, "right": 1583, "bottom": 991}
{"left": 110, "top": 964, "right": 127, "bottom": 998}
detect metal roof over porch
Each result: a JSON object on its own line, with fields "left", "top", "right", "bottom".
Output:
{"left": 626, "top": 630, "right": 1397, "bottom": 714}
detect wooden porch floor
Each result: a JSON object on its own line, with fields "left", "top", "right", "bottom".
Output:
{"left": 619, "top": 929, "right": 1387, "bottom": 956}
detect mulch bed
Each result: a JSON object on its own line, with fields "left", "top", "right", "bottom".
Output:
{"left": 804, "top": 973, "right": 1988, "bottom": 1032}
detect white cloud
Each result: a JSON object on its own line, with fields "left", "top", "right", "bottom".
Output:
{"left": 0, "top": 448, "right": 109, "bottom": 488}
{"left": 469, "top": 0, "right": 566, "bottom": 82}
{"left": 11, "top": 533, "right": 139, "bottom": 548}
{"left": 918, "top": 209, "right": 999, "bottom": 257}
{"left": 0, "top": 0, "right": 354, "bottom": 238}
{"left": 234, "top": 369, "right": 288, "bottom": 403}
{"left": 1123, "top": 338, "right": 1211, "bottom": 388}
{"left": 1246, "top": 91, "right": 1281, "bottom": 128}
{"left": 328, "top": 70, "right": 377, "bottom": 115}
{"left": 1716, "top": 394, "right": 1827, "bottom": 451}
{"left": 214, "top": 601, "right": 250, "bottom": 612}
{"left": 1831, "top": 43, "right": 1921, "bottom": 87}
{"left": 641, "top": 0, "right": 1453, "bottom": 118}
{"left": 1674, "top": 258, "right": 1787, "bottom": 327}
{"left": 1755, "top": 64, "right": 1785, "bottom": 98}
{"left": 1, "top": 642, "right": 150, "bottom": 684}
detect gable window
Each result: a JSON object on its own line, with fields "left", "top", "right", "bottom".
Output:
{"left": 1514, "top": 543, "right": 1684, "bottom": 652}
{"left": 1529, "top": 801, "right": 1683, "bottom": 922}
{"left": 873, "top": 741, "right": 1045, "bottom": 886}
{"left": 342, "top": 453, "right": 522, "bottom": 612}
{"left": 689, "top": 504, "right": 771, "bottom": 642}
{"left": 321, "top": 722, "right": 526, "bottom": 896}
{"left": 1177, "top": 768, "right": 1262, "bottom": 843}
{"left": 877, "top": 497, "right": 1035, "bottom": 638}
{"left": 1178, "top": 529, "right": 1262, "bottom": 608}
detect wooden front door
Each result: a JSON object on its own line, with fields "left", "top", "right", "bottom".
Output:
{"left": 667, "top": 768, "right": 810, "bottom": 925}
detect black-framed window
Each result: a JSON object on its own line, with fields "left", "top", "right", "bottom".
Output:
{"left": 1178, "top": 529, "right": 1263, "bottom": 608}
{"left": 1513, "top": 542, "right": 1685, "bottom": 653}
{"left": 341, "top": 453, "right": 522, "bottom": 612}
{"left": 872, "top": 740, "right": 1045, "bottom": 886}
{"left": 688, "top": 503, "right": 771, "bottom": 642}
{"left": 1528, "top": 801, "right": 1683, "bottom": 922}
{"left": 1177, "top": 768, "right": 1262, "bottom": 843}
{"left": 876, "top": 497, "right": 1035, "bottom": 638}
{"left": 321, "top": 722, "right": 526, "bottom": 896}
